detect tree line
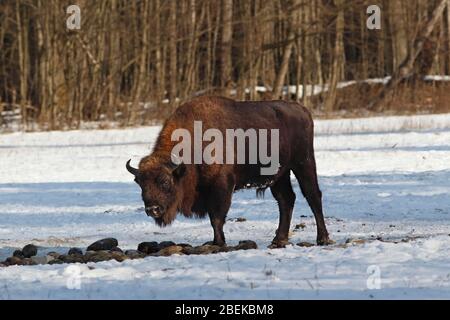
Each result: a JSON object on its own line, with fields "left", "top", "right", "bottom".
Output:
{"left": 0, "top": 0, "right": 449, "bottom": 130}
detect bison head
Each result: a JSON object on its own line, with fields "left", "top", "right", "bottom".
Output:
{"left": 126, "top": 157, "right": 186, "bottom": 226}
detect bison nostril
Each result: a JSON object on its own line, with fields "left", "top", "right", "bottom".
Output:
{"left": 145, "top": 205, "right": 162, "bottom": 217}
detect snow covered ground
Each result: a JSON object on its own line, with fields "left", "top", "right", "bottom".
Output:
{"left": 1, "top": 114, "right": 450, "bottom": 299}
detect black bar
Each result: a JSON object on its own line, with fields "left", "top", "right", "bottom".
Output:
{"left": 0, "top": 300, "right": 446, "bottom": 319}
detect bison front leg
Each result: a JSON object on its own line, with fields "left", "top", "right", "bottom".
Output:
{"left": 206, "top": 178, "right": 234, "bottom": 247}
{"left": 269, "top": 173, "right": 296, "bottom": 248}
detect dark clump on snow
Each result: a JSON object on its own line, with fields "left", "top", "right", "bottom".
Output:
{"left": 236, "top": 240, "right": 258, "bottom": 250}
{"left": 297, "top": 242, "right": 315, "bottom": 248}
{"left": 0, "top": 239, "right": 259, "bottom": 267}
{"left": 124, "top": 249, "right": 144, "bottom": 259}
{"left": 159, "top": 241, "right": 177, "bottom": 249}
{"left": 182, "top": 245, "right": 223, "bottom": 255}
{"left": 294, "top": 223, "right": 306, "bottom": 230}
{"left": 1, "top": 244, "right": 39, "bottom": 266}
{"left": 227, "top": 217, "right": 247, "bottom": 222}
{"left": 13, "top": 250, "right": 24, "bottom": 258}
{"left": 22, "top": 244, "right": 38, "bottom": 258}
{"left": 87, "top": 238, "right": 118, "bottom": 251}
{"left": 177, "top": 243, "right": 192, "bottom": 248}
{"left": 155, "top": 245, "right": 184, "bottom": 256}
{"left": 5, "top": 256, "right": 24, "bottom": 266}
{"left": 68, "top": 247, "right": 83, "bottom": 255}
{"left": 137, "top": 241, "right": 160, "bottom": 254}
{"left": 60, "top": 254, "right": 85, "bottom": 264}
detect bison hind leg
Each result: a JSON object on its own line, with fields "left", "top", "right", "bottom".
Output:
{"left": 269, "top": 172, "right": 296, "bottom": 248}
{"left": 293, "top": 158, "right": 331, "bottom": 246}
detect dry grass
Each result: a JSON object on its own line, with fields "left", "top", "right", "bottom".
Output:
{"left": 310, "top": 79, "right": 450, "bottom": 119}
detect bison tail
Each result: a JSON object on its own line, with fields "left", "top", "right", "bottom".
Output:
{"left": 256, "top": 187, "right": 268, "bottom": 199}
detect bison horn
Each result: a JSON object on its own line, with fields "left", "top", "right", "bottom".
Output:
{"left": 126, "top": 159, "right": 139, "bottom": 176}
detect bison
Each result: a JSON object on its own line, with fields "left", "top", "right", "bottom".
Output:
{"left": 126, "top": 96, "right": 331, "bottom": 247}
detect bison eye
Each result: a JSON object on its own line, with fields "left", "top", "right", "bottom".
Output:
{"left": 161, "top": 183, "right": 170, "bottom": 192}
{"left": 156, "top": 175, "right": 172, "bottom": 192}
{"left": 160, "top": 181, "right": 171, "bottom": 192}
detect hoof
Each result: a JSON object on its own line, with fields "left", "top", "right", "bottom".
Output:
{"left": 317, "top": 238, "right": 335, "bottom": 246}
{"left": 268, "top": 240, "right": 292, "bottom": 249}
{"left": 203, "top": 240, "right": 226, "bottom": 247}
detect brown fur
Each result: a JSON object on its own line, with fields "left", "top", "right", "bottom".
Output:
{"left": 128, "top": 96, "right": 331, "bottom": 247}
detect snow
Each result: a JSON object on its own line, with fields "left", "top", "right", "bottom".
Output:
{"left": 1, "top": 114, "right": 450, "bottom": 299}
{"left": 315, "top": 113, "right": 450, "bottom": 135}
{"left": 230, "top": 75, "right": 450, "bottom": 98}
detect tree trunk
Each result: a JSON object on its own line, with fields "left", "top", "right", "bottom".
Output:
{"left": 369, "top": 0, "right": 449, "bottom": 110}
{"left": 389, "top": 0, "right": 409, "bottom": 69}
{"left": 324, "top": 0, "right": 345, "bottom": 113}
{"left": 272, "top": 0, "right": 300, "bottom": 100}
{"left": 447, "top": 2, "right": 450, "bottom": 73}
{"left": 169, "top": 0, "right": 178, "bottom": 104}
{"left": 16, "top": 0, "right": 28, "bottom": 128}
{"left": 272, "top": 31, "right": 295, "bottom": 99}
{"left": 220, "top": 0, "right": 233, "bottom": 94}
{"left": 129, "top": 0, "right": 149, "bottom": 125}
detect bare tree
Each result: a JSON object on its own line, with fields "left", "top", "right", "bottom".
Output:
{"left": 325, "top": 0, "right": 345, "bottom": 112}
{"left": 369, "top": 0, "right": 449, "bottom": 110}
{"left": 1, "top": 0, "right": 449, "bottom": 131}
{"left": 220, "top": 0, "right": 233, "bottom": 93}
{"left": 169, "top": 0, "right": 178, "bottom": 104}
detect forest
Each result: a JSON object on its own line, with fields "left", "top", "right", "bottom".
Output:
{"left": 1, "top": 0, "right": 450, "bottom": 130}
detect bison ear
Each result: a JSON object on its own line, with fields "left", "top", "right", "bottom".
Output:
{"left": 171, "top": 162, "right": 186, "bottom": 181}
{"left": 168, "top": 153, "right": 186, "bottom": 180}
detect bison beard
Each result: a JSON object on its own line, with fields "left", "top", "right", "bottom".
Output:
{"left": 126, "top": 96, "right": 332, "bottom": 248}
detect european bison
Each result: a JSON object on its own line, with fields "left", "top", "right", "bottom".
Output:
{"left": 126, "top": 96, "right": 331, "bottom": 247}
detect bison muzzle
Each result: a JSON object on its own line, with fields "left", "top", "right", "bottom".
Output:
{"left": 126, "top": 96, "right": 332, "bottom": 248}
